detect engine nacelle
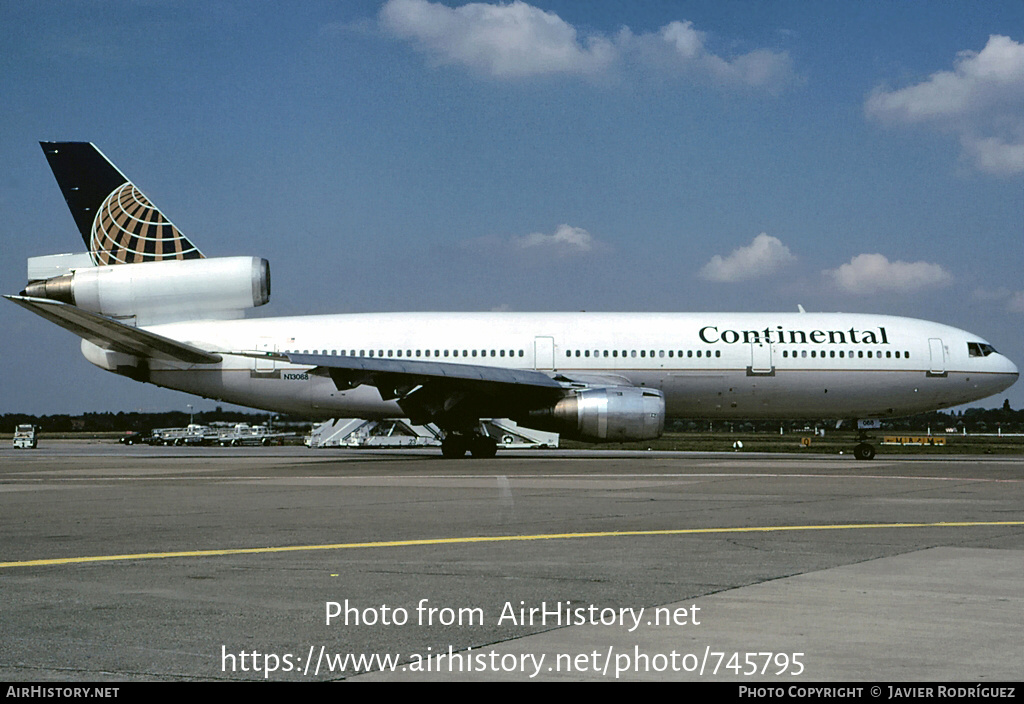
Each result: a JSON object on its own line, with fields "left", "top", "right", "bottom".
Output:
{"left": 23, "top": 256, "right": 270, "bottom": 324}
{"left": 524, "top": 387, "right": 665, "bottom": 442}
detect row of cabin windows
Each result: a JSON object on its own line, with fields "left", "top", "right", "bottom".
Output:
{"left": 781, "top": 350, "right": 910, "bottom": 359}
{"left": 285, "top": 348, "right": 526, "bottom": 359}
{"left": 283, "top": 347, "right": 913, "bottom": 362}
{"left": 565, "top": 349, "right": 721, "bottom": 359}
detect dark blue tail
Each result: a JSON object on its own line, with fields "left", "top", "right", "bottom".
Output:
{"left": 40, "top": 142, "right": 203, "bottom": 266}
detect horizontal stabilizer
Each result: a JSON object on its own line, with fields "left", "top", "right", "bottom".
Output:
{"left": 4, "top": 295, "right": 221, "bottom": 365}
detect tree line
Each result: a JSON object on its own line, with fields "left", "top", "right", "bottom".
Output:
{"left": 4, "top": 400, "right": 1023, "bottom": 435}
{"left": 1, "top": 408, "right": 311, "bottom": 434}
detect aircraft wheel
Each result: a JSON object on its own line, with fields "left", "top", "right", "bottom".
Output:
{"left": 441, "top": 435, "right": 468, "bottom": 459}
{"left": 854, "top": 443, "right": 876, "bottom": 461}
{"left": 470, "top": 436, "right": 498, "bottom": 458}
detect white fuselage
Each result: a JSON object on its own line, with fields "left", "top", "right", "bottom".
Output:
{"left": 89, "top": 311, "right": 1018, "bottom": 422}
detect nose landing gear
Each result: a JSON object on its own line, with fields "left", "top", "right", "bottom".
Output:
{"left": 853, "top": 441, "right": 876, "bottom": 461}
{"left": 853, "top": 426, "right": 876, "bottom": 460}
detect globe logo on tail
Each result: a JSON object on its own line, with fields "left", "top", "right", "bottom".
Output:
{"left": 90, "top": 182, "right": 203, "bottom": 265}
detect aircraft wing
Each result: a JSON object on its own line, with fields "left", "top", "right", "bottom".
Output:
{"left": 5, "top": 295, "right": 222, "bottom": 365}
{"left": 287, "top": 352, "right": 570, "bottom": 428}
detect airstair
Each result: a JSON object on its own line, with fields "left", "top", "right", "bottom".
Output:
{"left": 305, "top": 418, "right": 557, "bottom": 449}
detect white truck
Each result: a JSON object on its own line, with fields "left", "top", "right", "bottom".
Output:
{"left": 12, "top": 424, "right": 38, "bottom": 449}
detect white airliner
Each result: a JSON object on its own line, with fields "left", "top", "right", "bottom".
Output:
{"left": 7, "top": 143, "right": 1018, "bottom": 459}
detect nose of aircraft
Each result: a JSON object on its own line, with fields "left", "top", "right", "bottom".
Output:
{"left": 996, "top": 354, "right": 1019, "bottom": 392}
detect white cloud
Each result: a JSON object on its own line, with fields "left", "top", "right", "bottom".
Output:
{"left": 1009, "top": 292, "right": 1024, "bottom": 313}
{"left": 700, "top": 233, "right": 796, "bottom": 283}
{"left": 960, "top": 135, "right": 1024, "bottom": 176}
{"left": 618, "top": 21, "right": 797, "bottom": 91}
{"left": 974, "top": 287, "right": 1024, "bottom": 313}
{"left": 512, "top": 223, "right": 595, "bottom": 251}
{"left": 379, "top": 0, "right": 615, "bottom": 78}
{"left": 379, "top": 0, "right": 799, "bottom": 89}
{"left": 462, "top": 224, "right": 604, "bottom": 258}
{"left": 826, "top": 254, "right": 953, "bottom": 295}
{"left": 865, "top": 35, "right": 1024, "bottom": 175}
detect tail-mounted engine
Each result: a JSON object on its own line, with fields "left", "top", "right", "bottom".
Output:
{"left": 22, "top": 256, "right": 270, "bottom": 325}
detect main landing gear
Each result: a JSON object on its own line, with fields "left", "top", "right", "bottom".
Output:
{"left": 441, "top": 432, "right": 498, "bottom": 459}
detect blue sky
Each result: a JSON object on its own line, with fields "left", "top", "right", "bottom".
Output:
{"left": 2, "top": 0, "right": 1022, "bottom": 415}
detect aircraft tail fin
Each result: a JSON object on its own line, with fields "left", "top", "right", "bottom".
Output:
{"left": 40, "top": 142, "right": 204, "bottom": 266}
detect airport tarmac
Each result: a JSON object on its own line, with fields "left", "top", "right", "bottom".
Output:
{"left": 0, "top": 442, "right": 1021, "bottom": 682}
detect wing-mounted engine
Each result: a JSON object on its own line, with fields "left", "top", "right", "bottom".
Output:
{"left": 521, "top": 387, "right": 665, "bottom": 442}
{"left": 22, "top": 256, "right": 270, "bottom": 325}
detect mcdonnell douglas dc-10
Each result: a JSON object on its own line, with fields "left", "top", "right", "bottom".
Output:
{"left": 7, "top": 143, "right": 1018, "bottom": 459}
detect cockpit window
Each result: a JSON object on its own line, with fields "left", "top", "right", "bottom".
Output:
{"left": 968, "top": 342, "right": 998, "bottom": 357}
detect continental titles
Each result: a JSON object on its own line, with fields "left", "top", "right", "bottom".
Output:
{"left": 699, "top": 326, "right": 889, "bottom": 346}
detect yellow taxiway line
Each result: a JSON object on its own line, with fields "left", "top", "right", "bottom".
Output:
{"left": 2, "top": 521, "right": 1023, "bottom": 569}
